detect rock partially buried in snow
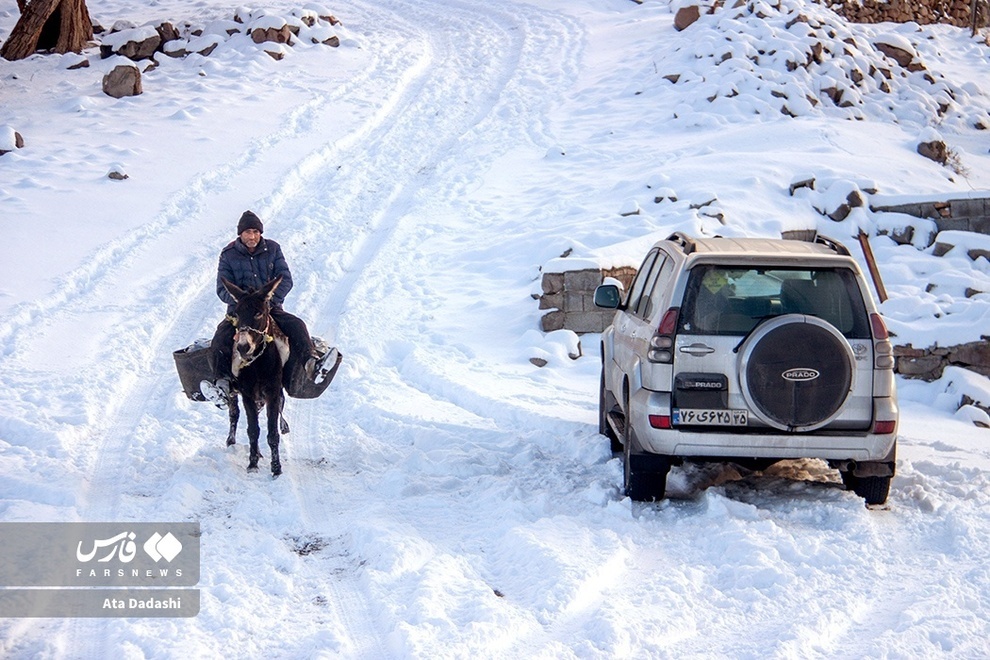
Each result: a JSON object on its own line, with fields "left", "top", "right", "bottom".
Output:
{"left": 307, "top": 26, "right": 340, "bottom": 46}
{"left": 100, "top": 26, "right": 162, "bottom": 61}
{"left": 103, "top": 63, "right": 142, "bottom": 98}
{"left": 956, "top": 405, "right": 990, "bottom": 428}
{"left": 917, "top": 140, "right": 947, "bottom": 164}
{"left": 674, "top": 5, "right": 701, "bottom": 31}
{"left": 619, "top": 200, "right": 642, "bottom": 216}
{"left": 250, "top": 15, "right": 293, "bottom": 44}
{"left": 61, "top": 53, "right": 90, "bottom": 70}
{"left": 265, "top": 44, "right": 291, "bottom": 61}
{"left": 0, "top": 126, "right": 25, "bottom": 155}
{"left": 304, "top": 3, "right": 341, "bottom": 25}
{"left": 873, "top": 33, "right": 922, "bottom": 71}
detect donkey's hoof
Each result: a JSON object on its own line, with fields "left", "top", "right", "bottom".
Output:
{"left": 247, "top": 464, "right": 259, "bottom": 473}
{"left": 226, "top": 438, "right": 236, "bottom": 447}
{"left": 271, "top": 465, "right": 282, "bottom": 477}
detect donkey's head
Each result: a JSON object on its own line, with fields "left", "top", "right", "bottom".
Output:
{"left": 222, "top": 276, "right": 282, "bottom": 371}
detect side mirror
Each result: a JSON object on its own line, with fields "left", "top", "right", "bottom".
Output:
{"left": 594, "top": 284, "right": 622, "bottom": 309}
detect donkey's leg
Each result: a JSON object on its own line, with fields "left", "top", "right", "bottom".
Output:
{"left": 267, "top": 393, "right": 283, "bottom": 476}
{"left": 279, "top": 395, "right": 290, "bottom": 434}
{"left": 226, "top": 393, "right": 240, "bottom": 447}
{"left": 244, "top": 397, "right": 262, "bottom": 472}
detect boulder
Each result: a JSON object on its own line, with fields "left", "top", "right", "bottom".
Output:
{"left": 828, "top": 189, "right": 867, "bottom": 222}
{"left": 674, "top": 5, "right": 701, "bottom": 31}
{"left": 100, "top": 26, "right": 162, "bottom": 61}
{"left": 156, "top": 21, "right": 181, "bottom": 45}
{"left": 917, "top": 139, "right": 948, "bottom": 164}
{"left": 252, "top": 25, "right": 293, "bottom": 44}
{"left": 876, "top": 43, "right": 913, "bottom": 67}
{"left": 250, "top": 16, "right": 293, "bottom": 44}
{"left": 102, "top": 64, "right": 142, "bottom": 98}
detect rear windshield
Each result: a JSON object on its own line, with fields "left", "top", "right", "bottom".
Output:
{"left": 678, "top": 265, "right": 871, "bottom": 338}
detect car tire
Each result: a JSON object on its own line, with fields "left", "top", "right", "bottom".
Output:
{"left": 621, "top": 405, "right": 669, "bottom": 502}
{"left": 841, "top": 471, "right": 891, "bottom": 505}
{"left": 599, "top": 368, "right": 622, "bottom": 453}
{"left": 738, "top": 314, "right": 855, "bottom": 432}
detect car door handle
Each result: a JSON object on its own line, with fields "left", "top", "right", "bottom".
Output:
{"left": 679, "top": 343, "right": 716, "bottom": 356}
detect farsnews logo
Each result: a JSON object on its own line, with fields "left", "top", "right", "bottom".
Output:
{"left": 76, "top": 531, "right": 183, "bottom": 564}
{"left": 144, "top": 532, "right": 183, "bottom": 562}
{"left": 782, "top": 368, "right": 820, "bottom": 382}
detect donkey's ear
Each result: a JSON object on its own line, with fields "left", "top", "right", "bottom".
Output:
{"left": 222, "top": 278, "right": 247, "bottom": 302}
{"left": 261, "top": 276, "right": 283, "bottom": 301}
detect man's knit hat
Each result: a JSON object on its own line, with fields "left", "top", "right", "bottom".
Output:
{"left": 237, "top": 210, "right": 264, "bottom": 234}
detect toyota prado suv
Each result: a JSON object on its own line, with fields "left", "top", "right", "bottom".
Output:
{"left": 595, "top": 233, "right": 898, "bottom": 504}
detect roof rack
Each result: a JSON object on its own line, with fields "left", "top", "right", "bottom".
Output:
{"left": 781, "top": 230, "right": 851, "bottom": 256}
{"left": 814, "top": 234, "right": 850, "bottom": 256}
{"left": 665, "top": 232, "right": 697, "bottom": 254}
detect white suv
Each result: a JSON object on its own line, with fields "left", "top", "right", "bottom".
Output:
{"left": 595, "top": 233, "right": 898, "bottom": 504}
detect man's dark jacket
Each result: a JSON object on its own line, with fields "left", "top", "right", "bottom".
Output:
{"left": 216, "top": 237, "right": 293, "bottom": 312}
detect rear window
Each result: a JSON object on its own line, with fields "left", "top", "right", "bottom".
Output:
{"left": 678, "top": 265, "right": 871, "bottom": 338}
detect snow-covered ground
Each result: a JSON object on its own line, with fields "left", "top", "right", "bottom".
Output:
{"left": 2, "top": 0, "right": 990, "bottom": 656}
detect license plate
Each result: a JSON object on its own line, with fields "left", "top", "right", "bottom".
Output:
{"left": 673, "top": 408, "right": 748, "bottom": 426}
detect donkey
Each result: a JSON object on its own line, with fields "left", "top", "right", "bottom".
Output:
{"left": 221, "top": 276, "right": 290, "bottom": 476}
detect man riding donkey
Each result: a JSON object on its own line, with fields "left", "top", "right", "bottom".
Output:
{"left": 201, "top": 210, "right": 338, "bottom": 406}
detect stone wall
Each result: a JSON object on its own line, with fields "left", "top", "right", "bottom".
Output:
{"left": 895, "top": 341, "right": 990, "bottom": 380}
{"left": 823, "top": 0, "right": 987, "bottom": 29}
{"left": 873, "top": 195, "right": 990, "bottom": 239}
{"left": 539, "top": 267, "right": 637, "bottom": 334}
{"left": 674, "top": 0, "right": 987, "bottom": 30}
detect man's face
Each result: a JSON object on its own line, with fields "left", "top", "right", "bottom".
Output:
{"left": 240, "top": 228, "right": 261, "bottom": 251}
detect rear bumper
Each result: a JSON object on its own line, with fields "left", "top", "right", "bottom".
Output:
{"left": 630, "top": 388, "right": 898, "bottom": 461}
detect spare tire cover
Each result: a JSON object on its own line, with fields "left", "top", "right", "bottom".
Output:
{"left": 738, "top": 314, "right": 854, "bottom": 432}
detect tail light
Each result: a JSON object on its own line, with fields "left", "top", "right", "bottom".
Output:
{"left": 872, "top": 420, "right": 896, "bottom": 435}
{"left": 870, "top": 313, "right": 894, "bottom": 369}
{"left": 649, "top": 415, "right": 672, "bottom": 429}
{"left": 648, "top": 308, "right": 679, "bottom": 363}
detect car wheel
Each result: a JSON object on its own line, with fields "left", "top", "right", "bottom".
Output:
{"left": 738, "top": 314, "right": 855, "bottom": 432}
{"left": 621, "top": 401, "right": 669, "bottom": 502}
{"left": 599, "top": 368, "right": 621, "bottom": 453}
{"left": 842, "top": 472, "right": 891, "bottom": 505}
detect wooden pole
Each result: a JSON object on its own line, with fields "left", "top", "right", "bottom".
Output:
{"left": 857, "top": 230, "right": 888, "bottom": 303}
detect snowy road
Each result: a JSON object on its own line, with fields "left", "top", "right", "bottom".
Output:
{"left": 3, "top": 0, "right": 990, "bottom": 656}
